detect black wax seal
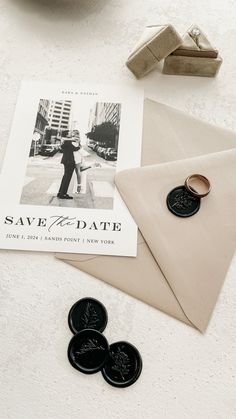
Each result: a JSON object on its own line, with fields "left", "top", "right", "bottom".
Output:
{"left": 68, "top": 329, "right": 109, "bottom": 374}
{"left": 68, "top": 297, "right": 108, "bottom": 334}
{"left": 101, "top": 341, "right": 142, "bottom": 388}
{"left": 166, "top": 186, "right": 201, "bottom": 218}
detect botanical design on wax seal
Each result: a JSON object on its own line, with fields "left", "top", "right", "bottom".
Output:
{"left": 67, "top": 299, "right": 142, "bottom": 385}
{"left": 101, "top": 341, "right": 142, "bottom": 388}
{"left": 68, "top": 297, "right": 108, "bottom": 334}
{"left": 80, "top": 302, "right": 100, "bottom": 329}
{"left": 171, "top": 189, "right": 197, "bottom": 210}
{"left": 75, "top": 338, "right": 106, "bottom": 356}
{"left": 111, "top": 348, "right": 131, "bottom": 381}
{"left": 166, "top": 186, "right": 201, "bottom": 218}
{"left": 68, "top": 329, "right": 109, "bottom": 374}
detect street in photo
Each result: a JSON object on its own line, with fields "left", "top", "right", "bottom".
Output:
{"left": 20, "top": 99, "right": 121, "bottom": 210}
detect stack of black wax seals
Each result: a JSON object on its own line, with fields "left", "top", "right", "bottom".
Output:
{"left": 67, "top": 297, "right": 142, "bottom": 388}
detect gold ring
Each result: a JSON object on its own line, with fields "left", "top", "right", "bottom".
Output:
{"left": 184, "top": 174, "right": 211, "bottom": 198}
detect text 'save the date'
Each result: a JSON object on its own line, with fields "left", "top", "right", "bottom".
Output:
{"left": 4, "top": 216, "right": 122, "bottom": 233}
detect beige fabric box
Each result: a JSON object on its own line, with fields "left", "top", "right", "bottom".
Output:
{"left": 163, "top": 24, "right": 222, "bottom": 77}
{"left": 126, "top": 24, "right": 182, "bottom": 78}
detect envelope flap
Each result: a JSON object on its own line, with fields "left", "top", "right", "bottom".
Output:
{"left": 141, "top": 99, "right": 236, "bottom": 166}
{"left": 55, "top": 253, "right": 98, "bottom": 262}
{"left": 115, "top": 149, "right": 236, "bottom": 331}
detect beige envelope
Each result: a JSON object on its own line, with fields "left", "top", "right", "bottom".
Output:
{"left": 56, "top": 99, "right": 236, "bottom": 332}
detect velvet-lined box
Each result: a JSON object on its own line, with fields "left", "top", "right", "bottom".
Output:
{"left": 163, "top": 25, "right": 222, "bottom": 77}
{"left": 126, "top": 24, "right": 182, "bottom": 78}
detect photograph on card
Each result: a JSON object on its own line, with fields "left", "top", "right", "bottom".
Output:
{"left": 20, "top": 99, "right": 121, "bottom": 210}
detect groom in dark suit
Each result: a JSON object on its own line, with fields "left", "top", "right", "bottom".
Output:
{"left": 57, "top": 136, "right": 80, "bottom": 199}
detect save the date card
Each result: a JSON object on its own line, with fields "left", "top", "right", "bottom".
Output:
{"left": 0, "top": 81, "right": 143, "bottom": 256}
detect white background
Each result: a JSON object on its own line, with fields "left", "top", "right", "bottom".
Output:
{"left": 0, "top": 1, "right": 236, "bottom": 418}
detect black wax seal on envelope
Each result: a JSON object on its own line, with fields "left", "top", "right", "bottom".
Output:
{"left": 101, "top": 341, "right": 142, "bottom": 388}
{"left": 166, "top": 186, "right": 201, "bottom": 218}
{"left": 68, "top": 297, "right": 108, "bottom": 334}
{"left": 68, "top": 329, "right": 109, "bottom": 374}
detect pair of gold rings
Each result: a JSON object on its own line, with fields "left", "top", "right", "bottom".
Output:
{"left": 184, "top": 174, "right": 211, "bottom": 198}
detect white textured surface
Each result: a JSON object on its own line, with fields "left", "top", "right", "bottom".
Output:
{"left": 0, "top": 1, "right": 236, "bottom": 418}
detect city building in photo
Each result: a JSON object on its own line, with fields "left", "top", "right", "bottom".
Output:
{"left": 88, "top": 102, "right": 121, "bottom": 131}
{"left": 30, "top": 99, "right": 50, "bottom": 156}
{"left": 48, "top": 100, "right": 72, "bottom": 131}
{"left": 34, "top": 99, "right": 50, "bottom": 139}
{"left": 88, "top": 102, "right": 121, "bottom": 148}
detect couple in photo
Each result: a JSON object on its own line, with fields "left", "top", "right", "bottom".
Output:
{"left": 57, "top": 130, "right": 88, "bottom": 200}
